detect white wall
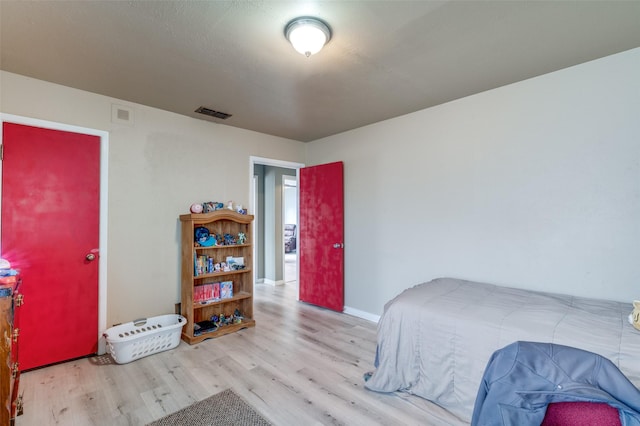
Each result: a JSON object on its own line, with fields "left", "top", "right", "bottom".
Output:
{"left": 0, "top": 71, "right": 306, "bottom": 327}
{"left": 307, "top": 48, "right": 640, "bottom": 316}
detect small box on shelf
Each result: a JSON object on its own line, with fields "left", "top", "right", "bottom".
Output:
{"left": 194, "top": 282, "right": 222, "bottom": 305}
{"left": 220, "top": 281, "right": 233, "bottom": 299}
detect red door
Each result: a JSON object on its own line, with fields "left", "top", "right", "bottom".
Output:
{"left": 1, "top": 122, "right": 100, "bottom": 370}
{"left": 299, "top": 161, "right": 344, "bottom": 311}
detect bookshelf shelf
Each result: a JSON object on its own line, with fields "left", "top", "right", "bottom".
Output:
{"left": 194, "top": 269, "right": 252, "bottom": 280}
{"left": 193, "top": 319, "right": 256, "bottom": 339}
{"left": 193, "top": 291, "right": 252, "bottom": 309}
{"left": 180, "top": 210, "right": 255, "bottom": 345}
{"left": 194, "top": 244, "right": 250, "bottom": 251}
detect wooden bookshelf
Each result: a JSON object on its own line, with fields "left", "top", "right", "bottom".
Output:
{"left": 179, "top": 210, "right": 255, "bottom": 344}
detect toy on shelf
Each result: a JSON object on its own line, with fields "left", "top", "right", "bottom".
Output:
{"left": 189, "top": 200, "right": 247, "bottom": 215}
{"left": 202, "top": 201, "right": 224, "bottom": 213}
{"left": 208, "top": 309, "right": 244, "bottom": 328}
{"left": 194, "top": 226, "right": 215, "bottom": 247}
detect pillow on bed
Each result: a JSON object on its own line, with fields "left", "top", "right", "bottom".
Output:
{"left": 541, "top": 402, "right": 621, "bottom": 426}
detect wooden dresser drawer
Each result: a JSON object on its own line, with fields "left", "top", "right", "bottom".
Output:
{"left": 1, "top": 274, "right": 22, "bottom": 425}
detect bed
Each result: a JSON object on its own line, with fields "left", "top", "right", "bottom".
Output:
{"left": 364, "top": 277, "right": 640, "bottom": 423}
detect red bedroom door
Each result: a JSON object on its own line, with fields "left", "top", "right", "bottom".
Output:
{"left": 299, "top": 161, "right": 344, "bottom": 311}
{"left": 1, "top": 122, "right": 100, "bottom": 370}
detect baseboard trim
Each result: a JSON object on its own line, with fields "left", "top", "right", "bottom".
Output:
{"left": 262, "top": 278, "right": 285, "bottom": 286}
{"left": 343, "top": 306, "right": 380, "bottom": 323}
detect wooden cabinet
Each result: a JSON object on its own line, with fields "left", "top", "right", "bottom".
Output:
{"left": 179, "top": 211, "right": 255, "bottom": 344}
{"left": 1, "top": 274, "right": 22, "bottom": 425}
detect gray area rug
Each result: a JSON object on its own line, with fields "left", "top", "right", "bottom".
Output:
{"left": 147, "top": 388, "right": 272, "bottom": 426}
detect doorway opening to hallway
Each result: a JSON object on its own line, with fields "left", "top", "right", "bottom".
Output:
{"left": 250, "top": 156, "right": 303, "bottom": 300}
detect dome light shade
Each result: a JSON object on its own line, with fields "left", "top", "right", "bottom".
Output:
{"left": 285, "top": 17, "right": 331, "bottom": 57}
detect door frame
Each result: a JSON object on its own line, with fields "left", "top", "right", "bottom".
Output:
{"left": 249, "top": 156, "right": 304, "bottom": 299}
{"left": 0, "top": 113, "right": 109, "bottom": 355}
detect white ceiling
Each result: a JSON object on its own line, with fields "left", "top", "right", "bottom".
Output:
{"left": 1, "top": 1, "right": 639, "bottom": 142}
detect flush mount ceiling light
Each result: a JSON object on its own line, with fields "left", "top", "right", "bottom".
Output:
{"left": 285, "top": 17, "right": 331, "bottom": 57}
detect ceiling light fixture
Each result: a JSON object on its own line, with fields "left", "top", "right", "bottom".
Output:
{"left": 285, "top": 17, "right": 331, "bottom": 58}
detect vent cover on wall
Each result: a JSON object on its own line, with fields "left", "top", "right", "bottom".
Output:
{"left": 112, "top": 104, "right": 134, "bottom": 125}
{"left": 195, "top": 106, "right": 232, "bottom": 120}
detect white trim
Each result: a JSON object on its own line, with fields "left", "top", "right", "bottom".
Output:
{"left": 251, "top": 175, "right": 258, "bottom": 286}
{"left": 262, "top": 278, "right": 285, "bottom": 286}
{"left": 343, "top": 306, "right": 380, "bottom": 323}
{"left": 0, "top": 113, "right": 109, "bottom": 355}
{"left": 249, "top": 156, "right": 305, "bottom": 171}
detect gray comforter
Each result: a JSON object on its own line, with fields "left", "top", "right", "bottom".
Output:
{"left": 364, "top": 277, "right": 640, "bottom": 423}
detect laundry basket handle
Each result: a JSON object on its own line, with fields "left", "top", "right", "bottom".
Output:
{"left": 133, "top": 318, "right": 147, "bottom": 326}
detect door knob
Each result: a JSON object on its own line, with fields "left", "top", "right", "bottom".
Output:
{"left": 85, "top": 253, "right": 96, "bottom": 261}
{"left": 333, "top": 243, "right": 344, "bottom": 249}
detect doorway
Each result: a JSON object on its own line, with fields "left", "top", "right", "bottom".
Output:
{"left": 249, "top": 157, "right": 303, "bottom": 298}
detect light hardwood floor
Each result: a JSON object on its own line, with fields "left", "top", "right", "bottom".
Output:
{"left": 17, "top": 282, "right": 466, "bottom": 426}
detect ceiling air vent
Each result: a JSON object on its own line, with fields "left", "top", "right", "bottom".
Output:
{"left": 195, "top": 106, "right": 232, "bottom": 120}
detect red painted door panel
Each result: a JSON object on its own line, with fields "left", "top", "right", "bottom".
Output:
{"left": 299, "top": 161, "right": 344, "bottom": 311}
{"left": 1, "top": 122, "right": 100, "bottom": 370}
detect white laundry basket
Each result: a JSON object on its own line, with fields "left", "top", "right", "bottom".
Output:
{"left": 104, "top": 314, "right": 186, "bottom": 364}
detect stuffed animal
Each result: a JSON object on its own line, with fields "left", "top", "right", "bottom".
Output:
{"left": 630, "top": 300, "right": 640, "bottom": 331}
{"left": 194, "top": 226, "right": 215, "bottom": 247}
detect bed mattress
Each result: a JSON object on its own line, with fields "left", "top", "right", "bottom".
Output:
{"left": 364, "top": 277, "right": 640, "bottom": 422}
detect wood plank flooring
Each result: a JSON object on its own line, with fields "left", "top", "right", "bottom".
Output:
{"left": 17, "top": 283, "right": 466, "bottom": 425}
